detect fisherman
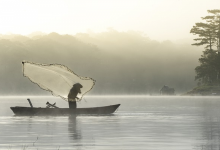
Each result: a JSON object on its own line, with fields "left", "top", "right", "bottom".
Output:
{"left": 68, "top": 83, "right": 83, "bottom": 109}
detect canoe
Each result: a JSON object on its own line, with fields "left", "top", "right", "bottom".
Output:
{"left": 10, "top": 104, "right": 120, "bottom": 116}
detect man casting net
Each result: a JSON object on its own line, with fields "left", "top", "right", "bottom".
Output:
{"left": 22, "top": 61, "right": 95, "bottom": 104}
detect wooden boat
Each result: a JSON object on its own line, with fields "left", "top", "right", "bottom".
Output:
{"left": 10, "top": 104, "right": 120, "bottom": 116}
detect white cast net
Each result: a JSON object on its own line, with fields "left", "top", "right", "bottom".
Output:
{"left": 22, "top": 61, "right": 95, "bottom": 101}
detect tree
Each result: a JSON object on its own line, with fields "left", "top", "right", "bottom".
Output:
{"left": 195, "top": 49, "right": 218, "bottom": 85}
{"left": 190, "top": 22, "right": 216, "bottom": 51}
{"left": 190, "top": 9, "right": 220, "bottom": 85}
{"left": 205, "top": 10, "right": 220, "bottom": 52}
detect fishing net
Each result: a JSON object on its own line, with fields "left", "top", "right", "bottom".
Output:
{"left": 22, "top": 61, "right": 95, "bottom": 101}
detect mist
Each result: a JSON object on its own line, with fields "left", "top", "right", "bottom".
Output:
{"left": 0, "top": 30, "right": 202, "bottom": 95}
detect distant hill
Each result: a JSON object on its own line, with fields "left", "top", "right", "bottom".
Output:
{"left": 0, "top": 31, "right": 202, "bottom": 95}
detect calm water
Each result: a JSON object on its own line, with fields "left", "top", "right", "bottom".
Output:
{"left": 0, "top": 96, "right": 220, "bottom": 150}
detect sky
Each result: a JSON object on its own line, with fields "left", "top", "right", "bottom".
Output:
{"left": 0, "top": 0, "right": 220, "bottom": 41}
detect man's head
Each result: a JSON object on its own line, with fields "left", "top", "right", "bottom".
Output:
{"left": 73, "top": 83, "right": 83, "bottom": 93}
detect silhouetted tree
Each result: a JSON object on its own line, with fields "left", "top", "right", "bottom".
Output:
{"left": 191, "top": 9, "right": 220, "bottom": 85}
{"left": 190, "top": 22, "right": 216, "bottom": 51}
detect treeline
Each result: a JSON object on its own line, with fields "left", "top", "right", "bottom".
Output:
{"left": 190, "top": 9, "right": 220, "bottom": 86}
{"left": 0, "top": 31, "right": 201, "bottom": 95}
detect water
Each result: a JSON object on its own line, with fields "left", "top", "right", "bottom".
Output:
{"left": 0, "top": 96, "right": 220, "bottom": 150}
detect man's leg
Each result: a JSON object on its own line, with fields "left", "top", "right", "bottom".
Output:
{"left": 68, "top": 101, "right": 77, "bottom": 109}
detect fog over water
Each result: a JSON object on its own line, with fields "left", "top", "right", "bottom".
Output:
{"left": 1, "top": 96, "right": 220, "bottom": 149}
{"left": 1, "top": 1, "right": 220, "bottom": 150}
{"left": 0, "top": 31, "right": 202, "bottom": 95}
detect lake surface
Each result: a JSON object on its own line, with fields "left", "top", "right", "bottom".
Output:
{"left": 0, "top": 96, "right": 220, "bottom": 149}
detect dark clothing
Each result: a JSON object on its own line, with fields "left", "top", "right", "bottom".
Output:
{"left": 68, "top": 88, "right": 78, "bottom": 100}
{"left": 68, "top": 83, "right": 82, "bottom": 110}
{"left": 68, "top": 87, "right": 79, "bottom": 109}
{"left": 68, "top": 101, "right": 77, "bottom": 109}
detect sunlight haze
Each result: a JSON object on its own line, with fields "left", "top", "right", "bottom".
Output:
{"left": 0, "top": 0, "right": 220, "bottom": 41}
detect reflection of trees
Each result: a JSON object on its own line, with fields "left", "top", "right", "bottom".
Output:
{"left": 195, "top": 102, "right": 220, "bottom": 150}
{"left": 199, "top": 117, "right": 216, "bottom": 150}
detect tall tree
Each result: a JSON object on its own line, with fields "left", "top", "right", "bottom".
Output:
{"left": 205, "top": 9, "right": 220, "bottom": 52}
{"left": 190, "top": 9, "right": 220, "bottom": 85}
{"left": 190, "top": 22, "right": 216, "bottom": 51}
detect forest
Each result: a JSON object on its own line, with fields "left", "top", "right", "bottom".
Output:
{"left": 188, "top": 9, "right": 220, "bottom": 95}
{"left": 0, "top": 30, "right": 201, "bottom": 95}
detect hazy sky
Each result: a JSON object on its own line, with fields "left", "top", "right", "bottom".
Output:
{"left": 0, "top": 0, "right": 220, "bottom": 41}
